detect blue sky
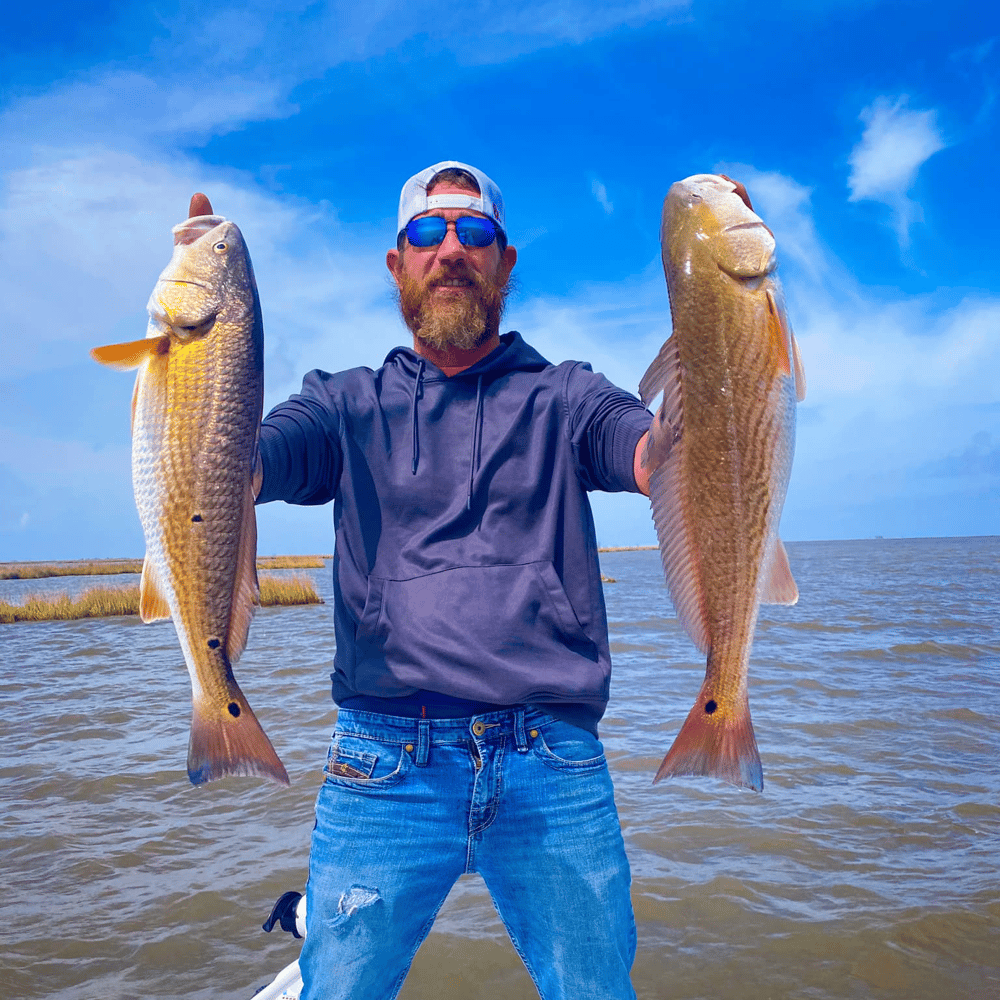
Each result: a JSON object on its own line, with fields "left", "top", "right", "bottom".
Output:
{"left": 2, "top": 0, "right": 998, "bottom": 561}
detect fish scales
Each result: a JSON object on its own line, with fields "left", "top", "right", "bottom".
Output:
{"left": 642, "top": 173, "right": 804, "bottom": 791}
{"left": 92, "top": 198, "right": 288, "bottom": 786}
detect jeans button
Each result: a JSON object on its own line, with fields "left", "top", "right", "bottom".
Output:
{"left": 472, "top": 721, "right": 485, "bottom": 736}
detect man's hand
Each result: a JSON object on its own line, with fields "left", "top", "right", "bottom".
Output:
{"left": 634, "top": 431, "right": 651, "bottom": 496}
{"left": 252, "top": 449, "right": 264, "bottom": 500}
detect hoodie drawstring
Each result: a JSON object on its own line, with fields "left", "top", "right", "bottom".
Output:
{"left": 409, "top": 363, "right": 484, "bottom": 511}
{"left": 410, "top": 359, "right": 425, "bottom": 474}
{"left": 467, "top": 375, "right": 484, "bottom": 510}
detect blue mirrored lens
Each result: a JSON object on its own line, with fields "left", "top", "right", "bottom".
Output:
{"left": 405, "top": 217, "right": 448, "bottom": 247}
{"left": 405, "top": 216, "right": 498, "bottom": 248}
{"left": 455, "top": 217, "right": 498, "bottom": 247}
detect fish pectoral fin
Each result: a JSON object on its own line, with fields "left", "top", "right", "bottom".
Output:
{"left": 139, "top": 557, "right": 172, "bottom": 622}
{"left": 791, "top": 332, "right": 807, "bottom": 402}
{"left": 761, "top": 537, "right": 799, "bottom": 605}
{"left": 90, "top": 335, "right": 170, "bottom": 371}
{"left": 226, "top": 479, "right": 261, "bottom": 663}
{"left": 187, "top": 687, "right": 289, "bottom": 786}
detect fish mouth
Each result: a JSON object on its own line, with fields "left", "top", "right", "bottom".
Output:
{"left": 159, "top": 279, "right": 212, "bottom": 290}
{"left": 723, "top": 221, "right": 775, "bottom": 242}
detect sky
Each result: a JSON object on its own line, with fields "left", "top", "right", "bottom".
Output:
{"left": 1, "top": 0, "right": 998, "bottom": 561}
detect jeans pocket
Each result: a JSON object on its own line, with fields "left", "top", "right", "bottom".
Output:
{"left": 532, "top": 720, "right": 607, "bottom": 772}
{"left": 324, "top": 732, "right": 411, "bottom": 788}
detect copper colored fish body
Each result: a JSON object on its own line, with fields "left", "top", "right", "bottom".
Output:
{"left": 92, "top": 198, "right": 288, "bottom": 786}
{"left": 641, "top": 174, "right": 806, "bottom": 791}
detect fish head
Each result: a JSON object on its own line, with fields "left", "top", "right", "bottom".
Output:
{"left": 147, "top": 216, "right": 257, "bottom": 341}
{"left": 663, "top": 174, "right": 776, "bottom": 283}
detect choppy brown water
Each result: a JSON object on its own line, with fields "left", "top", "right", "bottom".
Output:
{"left": 2, "top": 537, "right": 998, "bottom": 999}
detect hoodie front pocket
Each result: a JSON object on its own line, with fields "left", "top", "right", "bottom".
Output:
{"left": 354, "top": 562, "right": 603, "bottom": 704}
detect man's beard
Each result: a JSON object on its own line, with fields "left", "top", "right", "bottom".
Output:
{"left": 396, "top": 262, "right": 511, "bottom": 352}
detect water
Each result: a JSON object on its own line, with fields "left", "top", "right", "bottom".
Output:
{"left": 2, "top": 538, "right": 998, "bottom": 999}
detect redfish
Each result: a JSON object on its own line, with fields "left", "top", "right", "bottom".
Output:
{"left": 641, "top": 174, "right": 806, "bottom": 791}
{"left": 91, "top": 194, "right": 288, "bottom": 786}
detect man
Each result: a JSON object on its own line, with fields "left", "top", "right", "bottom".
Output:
{"left": 256, "top": 161, "right": 655, "bottom": 1000}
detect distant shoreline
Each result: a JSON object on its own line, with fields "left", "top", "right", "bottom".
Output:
{"left": 0, "top": 555, "right": 330, "bottom": 581}
{"left": 597, "top": 545, "right": 658, "bottom": 552}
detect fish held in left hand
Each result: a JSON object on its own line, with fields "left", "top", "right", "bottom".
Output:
{"left": 91, "top": 193, "right": 288, "bottom": 786}
{"left": 641, "top": 173, "right": 806, "bottom": 792}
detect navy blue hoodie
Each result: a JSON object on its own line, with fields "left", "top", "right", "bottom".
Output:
{"left": 257, "top": 332, "right": 651, "bottom": 734}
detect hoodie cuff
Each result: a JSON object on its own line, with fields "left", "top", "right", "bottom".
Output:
{"left": 614, "top": 406, "right": 653, "bottom": 493}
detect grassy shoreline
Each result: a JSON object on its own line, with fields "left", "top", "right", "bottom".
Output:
{"left": 1, "top": 555, "right": 329, "bottom": 580}
{"left": 0, "top": 575, "right": 323, "bottom": 624}
{"left": 597, "top": 545, "right": 657, "bottom": 552}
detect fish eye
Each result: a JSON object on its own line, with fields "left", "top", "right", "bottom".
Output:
{"left": 213, "top": 241, "right": 228, "bottom": 253}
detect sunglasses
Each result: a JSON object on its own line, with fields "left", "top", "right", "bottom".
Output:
{"left": 404, "top": 215, "right": 504, "bottom": 249}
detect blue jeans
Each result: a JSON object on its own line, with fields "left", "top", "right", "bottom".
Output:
{"left": 299, "top": 707, "right": 636, "bottom": 1000}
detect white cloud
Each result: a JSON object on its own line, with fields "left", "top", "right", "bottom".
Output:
{"left": 591, "top": 178, "right": 614, "bottom": 215}
{"left": 0, "top": 148, "right": 397, "bottom": 390}
{"left": 847, "top": 96, "right": 946, "bottom": 247}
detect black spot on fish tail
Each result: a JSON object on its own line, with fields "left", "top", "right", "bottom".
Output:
{"left": 228, "top": 702, "right": 241, "bottom": 718}
{"left": 704, "top": 700, "right": 718, "bottom": 714}
{"left": 191, "top": 514, "right": 203, "bottom": 522}
{"left": 207, "top": 638, "right": 221, "bottom": 649}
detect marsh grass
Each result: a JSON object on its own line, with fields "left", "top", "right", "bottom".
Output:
{"left": 257, "top": 555, "right": 328, "bottom": 570}
{"left": 597, "top": 545, "right": 657, "bottom": 552}
{"left": 1, "top": 555, "right": 328, "bottom": 580}
{"left": 1, "top": 559, "right": 144, "bottom": 580}
{"left": 0, "top": 575, "right": 323, "bottom": 624}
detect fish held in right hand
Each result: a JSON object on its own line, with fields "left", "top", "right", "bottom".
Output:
{"left": 643, "top": 173, "right": 806, "bottom": 792}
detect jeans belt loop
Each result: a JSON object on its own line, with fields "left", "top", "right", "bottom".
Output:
{"left": 415, "top": 718, "right": 431, "bottom": 766}
{"left": 514, "top": 707, "right": 529, "bottom": 753}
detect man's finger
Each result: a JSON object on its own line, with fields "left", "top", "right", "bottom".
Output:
{"left": 189, "top": 192, "right": 214, "bottom": 218}
{"left": 719, "top": 175, "right": 753, "bottom": 212}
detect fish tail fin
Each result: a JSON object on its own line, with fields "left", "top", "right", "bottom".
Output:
{"left": 187, "top": 685, "right": 289, "bottom": 787}
{"left": 654, "top": 683, "right": 763, "bottom": 791}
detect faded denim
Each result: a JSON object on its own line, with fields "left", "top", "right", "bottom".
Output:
{"left": 299, "top": 707, "right": 637, "bottom": 1000}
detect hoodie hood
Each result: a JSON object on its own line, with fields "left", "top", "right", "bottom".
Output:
{"left": 382, "top": 331, "right": 550, "bottom": 383}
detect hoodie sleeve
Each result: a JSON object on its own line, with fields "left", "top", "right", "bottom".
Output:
{"left": 563, "top": 362, "right": 652, "bottom": 494}
{"left": 256, "top": 370, "right": 344, "bottom": 506}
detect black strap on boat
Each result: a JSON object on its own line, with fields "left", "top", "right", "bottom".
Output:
{"left": 262, "top": 890, "right": 303, "bottom": 938}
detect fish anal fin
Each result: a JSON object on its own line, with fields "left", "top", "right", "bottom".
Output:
{"left": 91, "top": 335, "right": 170, "bottom": 371}
{"left": 139, "top": 558, "right": 172, "bottom": 622}
{"left": 226, "top": 479, "right": 260, "bottom": 663}
{"left": 761, "top": 537, "right": 799, "bottom": 605}
{"left": 654, "top": 684, "right": 763, "bottom": 791}
{"left": 187, "top": 686, "right": 289, "bottom": 786}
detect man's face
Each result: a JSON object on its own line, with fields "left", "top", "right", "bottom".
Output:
{"left": 386, "top": 183, "right": 517, "bottom": 352}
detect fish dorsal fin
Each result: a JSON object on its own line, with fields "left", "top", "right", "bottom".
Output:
{"left": 139, "top": 557, "right": 172, "bottom": 622}
{"left": 761, "top": 536, "right": 799, "bottom": 605}
{"left": 226, "top": 477, "right": 260, "bottom": 663}
{"left": 641, "top": 335, "right": 710, "bottom": 653}
{"left": 91, "top": 335, "right": 170, "bottom": 371}
{"left": 639, "top": 329, "right": 678, "bottom": 407}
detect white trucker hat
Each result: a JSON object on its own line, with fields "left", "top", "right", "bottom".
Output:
{"left": 396, "top": 160, "right": 505, "bottom": 238}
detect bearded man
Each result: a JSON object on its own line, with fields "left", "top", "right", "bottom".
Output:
{"left": 256, "top": 161, "right": 657, "bottom": 1000}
